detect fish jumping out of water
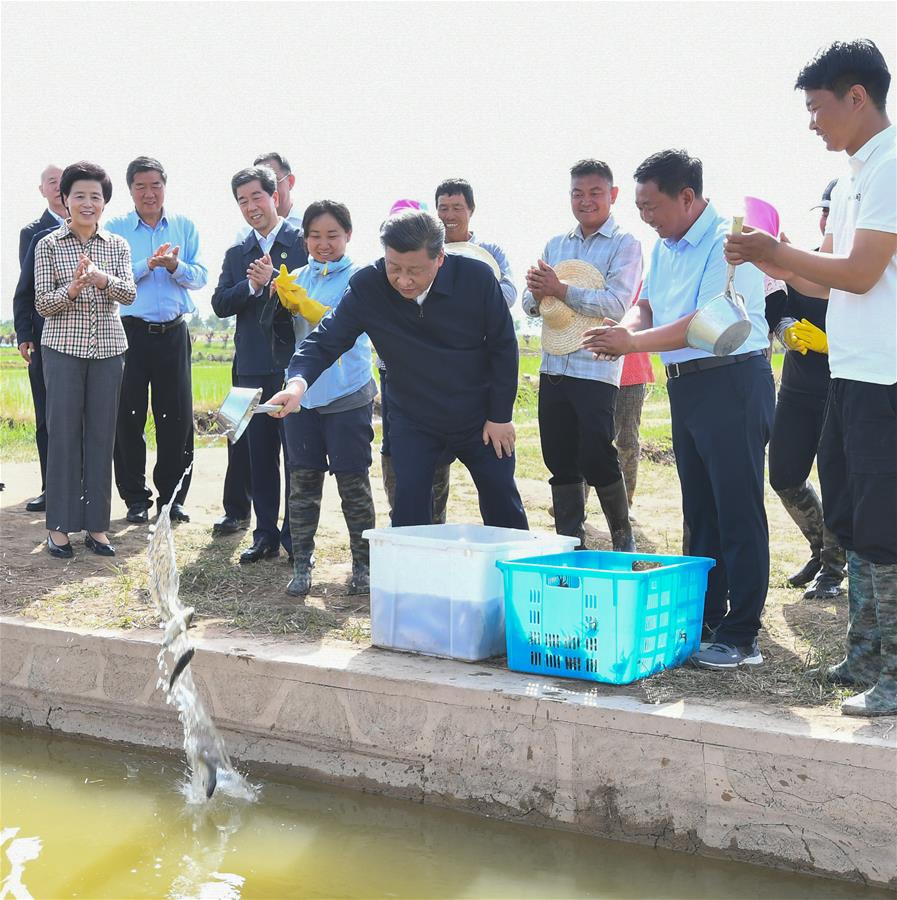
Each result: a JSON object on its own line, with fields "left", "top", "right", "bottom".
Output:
{"left": 169, "top": 647, "right": 196, "bottom": 689}
{"left": 196, "top": 737, "right": 222, "bottom": 798}
{"left": 162, "top": 606, "right": 195, "bottom": 648}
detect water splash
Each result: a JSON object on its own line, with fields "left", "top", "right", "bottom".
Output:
{"left": 0, "top": 828, "right": 41, "bottom": 900}
{"left": 147, "top": 469, "right": 255, "bottom": 805}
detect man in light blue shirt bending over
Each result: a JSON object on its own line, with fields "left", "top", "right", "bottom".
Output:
{"left": 106, "top": 156, "right": 208, "bottom": 524}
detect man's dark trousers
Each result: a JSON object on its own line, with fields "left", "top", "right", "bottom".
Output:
{"left": 818, "top": 379, "right": 897, "bottom": 565}
{"left": 389, "top": 412, "right": 528, "bottom": 529}
{"left": 115, "top": 318, "right": 194, "bottom": 510}
{"left": 28, "top": 342, "right": 49, "bottom": 491}
{"left": 538, "top": 374, "right": 622, "bottom": 488}
{"left": 236, "top": 372, "right": 292, "bottom": 553}
{"left": 667, "top": 355, "right": 775, "bottom": 646}
{"left": 222, "top": 359, "right": 251, "bottom": 521}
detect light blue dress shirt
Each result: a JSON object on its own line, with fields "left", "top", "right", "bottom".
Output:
{"left": 641, "top": 202, "right": 769, "bottom": 365}
{"left": 521, "top": 217, "right": 643, "bottom": 385}
{"left": 106, "top": 209, "right": 208, "bottom": 322}
{"left": 469, "top": 232, "right": 516, "bottom": 308}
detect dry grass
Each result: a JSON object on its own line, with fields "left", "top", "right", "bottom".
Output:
{"left": 1, "top": 432, "right": 849, "bottom": 710}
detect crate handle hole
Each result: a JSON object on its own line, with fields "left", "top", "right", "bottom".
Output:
{"left": 547, "top": 575, "right": 581, "bottom": 589}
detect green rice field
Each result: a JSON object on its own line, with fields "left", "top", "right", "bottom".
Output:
{"left": 0, "top": 343, "right": 783, "bottom": 463}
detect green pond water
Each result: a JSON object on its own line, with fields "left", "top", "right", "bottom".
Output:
{"left": 0, "top": 723, "right": 888, "bottom": 899}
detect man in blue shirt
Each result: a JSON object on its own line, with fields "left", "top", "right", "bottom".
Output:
{"left": 106, "top": 157, "right": 208, "bottom": 524}
{"left": 583, "top": 150, "right": 775, "bottom": 669}
{"left": 522, "top": 159, "right": 643, "bottom": 552}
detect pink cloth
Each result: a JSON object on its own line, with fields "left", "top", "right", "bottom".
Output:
{"left": 621, "top": 351, "right": 655, "bottom": 386}
{"left": 389, "top": 199, "right": 424, "bottom": 215}
{"left": 620, "top": 282, "right": 654, "bottom": 385}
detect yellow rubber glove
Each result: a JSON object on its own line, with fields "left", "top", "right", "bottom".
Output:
{"left": 791, "top": 318, "right": 828, "bottom": 355}
{"left": 273, "top": 265, "right": 330, "bottom": 326}
{"left": 782, "top": 323, "right": 808, "bottom": 355}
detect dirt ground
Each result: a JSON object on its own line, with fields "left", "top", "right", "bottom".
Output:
{"left": 0, "top": 440, "right": 852, "bottom": 709}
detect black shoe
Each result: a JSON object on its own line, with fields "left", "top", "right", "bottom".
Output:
{"left": 788, "top": 554, "right": 822, "bottom": 587}
{"left": 47, "top": 533, "right": 73, "bottom": 559}
{"left": 26, "top": 493, "right": 46, "bottom": 512}
{"left": 126, "top": 504, "right": 150, "bottom": 524}
{"left": 213, "top": 515, "right": 251, "bottom": 536}
{"left": 85, "top": 534, "right": 116, "bottom": 557}
{"left": 804, "top": 568, "right": 845, "bottom": 600}
{"left": 169, "top": 504, "right": 190, "bottom": 523}
{"left": 240, "top": 540, "right": 280, "bottom": 564}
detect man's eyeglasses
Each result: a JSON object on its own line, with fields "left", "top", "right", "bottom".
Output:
{"left": 277, "top": 174, "right": 291, "bottom": 185}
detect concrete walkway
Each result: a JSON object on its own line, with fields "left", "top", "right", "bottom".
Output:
{"left": 2, "top": 616, "right": 894, "bottom": 888}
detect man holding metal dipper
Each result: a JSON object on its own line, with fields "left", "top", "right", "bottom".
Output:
{"left": 725, "top": 40, "right": 896, "bottom": 717}
{"left": 582, "top": 149, "right": 774, "bottom": 670}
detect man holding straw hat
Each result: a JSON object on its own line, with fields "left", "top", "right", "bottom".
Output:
{"left": 522, "top": 159, "right": 642, "bottom": 551}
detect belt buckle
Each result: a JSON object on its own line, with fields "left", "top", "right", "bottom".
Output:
{"left": 667, "top": 362, "right": 680, "bottom": 379}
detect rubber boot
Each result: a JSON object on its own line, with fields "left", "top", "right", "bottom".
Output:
{"left": 804, "top": 526, "right": 847, "bottom": 600}
{"left": 431, "top": 463, "right": 451, "bottom": 525}
{"left": 286, "top": 468, "right": 325, "bottom": 598}
{"left": 776, "top": 482, "right": 823, "bottom": 587}
{"left": 842, "top": 562, "right": 897, "bottom": 717}
{"left": 335, "top": 471, "right": 375, "bottom": 595}
{"left": 549, "top": 480, "right": 589, "bottom": 520}
{"left": 822, "top": 551, "right": 881, "bottom": 688}
{"left": 550, "top": 482, "right": 586, "bottom": 549}
{"left": 381, "top": 454, "right": 396, "bottom": 524}
{"left": 595, "top": 478, "right": 636, "bottom": 553}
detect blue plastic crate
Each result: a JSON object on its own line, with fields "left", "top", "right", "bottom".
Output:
{"left": 496, "top": 551, "right": 715, "bottom": 684}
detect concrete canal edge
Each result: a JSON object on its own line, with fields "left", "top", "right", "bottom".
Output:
{"left": 1, "top": 616, "right": 895, "bottom": 889}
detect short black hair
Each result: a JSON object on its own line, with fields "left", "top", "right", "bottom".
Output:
{"left": 434, "top": 178, "right": 474, "bottom": 211}
{"left": 796, "top": 39, "right": 891, "bottom": 111}
{"left": 126, "top": 156, "right": 167, "bottom": 188}
{"left": 231, "top": 165, "right": 277, "bottom": 200}
{"left": 380, "top": 210, "right": 445, "bottom": 259}
{"left": 60, "top": 161, "right": 113, "bottom": 204}
{"left": 253, "top": 152, "right": 291, "bottom": 174}
{"left": 633, "top": 149, "right": 703, "bottom": 198}
{"left": 302, "top": 200, "right": 352, "bottom": 235}
{"left": 570, "top": 159, "right": 614, "bottom": 183}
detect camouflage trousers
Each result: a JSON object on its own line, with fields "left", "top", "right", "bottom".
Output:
{"left": 614, "top": 383, "right": 647, "bottom": 506}
{"left": 288, "top": 467, "right": 375, "bottom": 595}
{"left": 832, "top": 551, "right": 897, "bottom": 714}
{"left": 775, "top": 480, "right": 845, "bottom": 573}
{"left": 381, "top": 455, "right": 451, "bottom": 525}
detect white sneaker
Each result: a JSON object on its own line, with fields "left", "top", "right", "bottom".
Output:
{"left": 692, "top": 639, "right": 763, "bottom": 669}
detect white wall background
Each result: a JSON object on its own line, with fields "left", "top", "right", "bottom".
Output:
{"left": 2, "top": 1, "right": 895, "bottom": 320}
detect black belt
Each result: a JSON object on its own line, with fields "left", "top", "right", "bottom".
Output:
{"left": 665, "top": 350, "right": 764, "bottom": 380}
{"left": 125, "top": 315, "right": 185, "bottom": 335}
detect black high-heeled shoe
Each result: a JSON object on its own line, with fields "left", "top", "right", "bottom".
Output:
{"left": 47, "top": 533, "right": 73, "bottom": 559}
{"left": 85, "top": 534, "right": 116, "bottom": 557}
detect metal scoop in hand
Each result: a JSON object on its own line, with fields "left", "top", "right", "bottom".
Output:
{"left": 215, "top": 386, "right": 285, "bottom": 443}
{"left": 685, "top": 215, "right": 753, "bottom": 357}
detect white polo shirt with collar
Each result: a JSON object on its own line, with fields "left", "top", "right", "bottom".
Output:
{"left": 825, "top": 123, "right": 897, "bottom": 385}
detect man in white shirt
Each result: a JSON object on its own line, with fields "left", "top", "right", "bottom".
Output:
{"left": 726, "top": 39, "right": 897, "bottom": 717}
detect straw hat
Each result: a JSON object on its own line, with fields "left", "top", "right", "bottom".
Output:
{"left": 539, "top": 259, "right": 606, "bottom": 356}
{"left": 444, "top": 241, "right": 502, "bottom": 280}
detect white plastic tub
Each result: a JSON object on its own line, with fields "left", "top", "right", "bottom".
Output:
{"left": 362, "top": 524, "right": 579, "bottom": 661}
